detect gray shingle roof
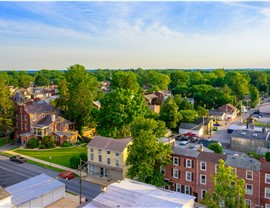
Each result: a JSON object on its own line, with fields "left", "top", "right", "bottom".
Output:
{"left": 197, "top": 152, "right": 227, "bottom": 163}
{"left": 26, "top": 103, "right": 56, "bottom": 114}
{"left": 87, "top": 136, "right": 132, "bottom": 152}
{"left": 230, "top": 129, "right": 267, "bottom": 140}
{"left": 179, "top": 123, "right": 202, "bottom": 130}
{"left": 172, "top": 146, "right": 200, "bottom": 158}
{"left": 208, "top": 110, "right": 225, "bottom": 116}
{"left": 226, "top": 155, "right": 261, "bottom": 171}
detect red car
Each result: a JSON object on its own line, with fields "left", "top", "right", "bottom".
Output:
{"left": 59, "top": 171, "right": 74, "bottom": 180}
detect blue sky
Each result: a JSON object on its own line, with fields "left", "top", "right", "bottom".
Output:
{"left": 1, "top": 1, "right": 270, "bottom": 70}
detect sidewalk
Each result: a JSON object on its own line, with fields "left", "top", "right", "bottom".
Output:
{"left": 2, "top": 148, "right": 113, "bottom": 186}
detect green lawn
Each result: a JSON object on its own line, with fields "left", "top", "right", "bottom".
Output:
{"left": 14, "top": 144, "right": 87, "bottom": 167}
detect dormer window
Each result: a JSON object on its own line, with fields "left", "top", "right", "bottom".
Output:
{"left": 32, "top": 115, "right": 36, "bottom": 121}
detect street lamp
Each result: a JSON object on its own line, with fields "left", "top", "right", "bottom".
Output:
{"left": 65, "top": 178, "right": 68, "bottom": 192}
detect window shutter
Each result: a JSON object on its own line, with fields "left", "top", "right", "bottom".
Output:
{"left": 181, "top": 185, "right": 185, "bottom": 193}
{"left": 184, "top": 159, "right": 186, "bottom": 167}
{"left": 171, "top": 169, "right": 173, "bottom": 177}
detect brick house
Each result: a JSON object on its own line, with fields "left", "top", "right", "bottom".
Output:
{"left": 260, "top": 158, "right": 270, "bottom": 208}
{"left": 218, "top": 103, "right": 239, "bottom": 120}
{"left": 196, "top": 152, "right": 227, "bottom": 201}
{"left": 14, "top": 102, "right": 77, "bottom": 146}
{"left": 164, "top": 147, "right": 200, "bottom": 198}
{"left": 226, "top": 155, "right": 261, "bottom": 207}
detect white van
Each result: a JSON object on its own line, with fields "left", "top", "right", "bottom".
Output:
{"left": 241, "top": 106, "right": 248, "bottom": 113}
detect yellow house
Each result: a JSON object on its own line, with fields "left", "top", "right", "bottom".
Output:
{"left": 87, "top": 136, "right": 132, "bottom": 181}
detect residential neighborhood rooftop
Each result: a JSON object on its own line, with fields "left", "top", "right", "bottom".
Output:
{"left": 230, "top": 129, "right": 268, "bottom": 140}
{"left": 226, "top": 155, "right": 261, "bottom": 171}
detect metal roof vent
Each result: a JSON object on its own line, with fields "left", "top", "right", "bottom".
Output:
{"left": 253, "top": 133, "right": 258, "bottom": 137}
{"left": 241, "top": 132, "right": 246, "bottom": 135}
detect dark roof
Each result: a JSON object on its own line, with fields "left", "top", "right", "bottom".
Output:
{"left": 226, "top": 155, "right": 261, "bottom": 171}
{"left": 230, "top": 129, "right": 266, "bottom": 140}
{"left": 26, "top": 103, "right": 56, "bottom": 114}
{"left": 195, "top": 117, "right": 211, "bottom": 125}
{"left": 38, "top": 115, "right": 53, "bottom": 126}
{"left": 208, "top": 110, "right": 225, "bottom": 116}
{"left": 172, "top": 146, "right": 200, "bottom": 158}
{"left": 179, "top": 123, "right": 202, "bottom": 130}
{"left": 87, "top": 136, "right": 132, "bottom": 152}
{"left": 197, "top": 152, "right": 227, "bottom": 163}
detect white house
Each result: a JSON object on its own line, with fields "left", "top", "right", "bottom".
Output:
{"left": 5, "top": 174, "right": 65, "bottom": 208}
{"left": 83, "top": 179, "right": 195, "bottom": 208}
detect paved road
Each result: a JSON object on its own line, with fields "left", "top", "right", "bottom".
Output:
{"left": 0, "top": 155, "right": 101, "bottom": 201}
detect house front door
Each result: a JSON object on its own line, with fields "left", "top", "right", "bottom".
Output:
{"left": 100, "top": 167, "right": 108, "bottom": 177}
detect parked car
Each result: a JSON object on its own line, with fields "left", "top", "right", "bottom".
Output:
{"left": 253, "top": 110, "right": 263, "bottom": 117}
{"left": 59, "top": 171, "right": 74, "bottom": 180}
{"left": 10, "top": 155, "right": 27, "bottom": 163}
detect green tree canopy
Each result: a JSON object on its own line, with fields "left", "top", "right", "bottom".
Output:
{"left": 159, "top": 96, "right": 182, "bottom": 129}
{"left": 34, "top": 74, "right": 50, "bottom": 86}
{"left": 208, "top": 142, "right": 223, "bottom": 154}
{"left": 179, "top": 110, "right": 198, "bottom": 123}
{"left": 56, "top": 64, "right": 98, "bottom": 134}
{"left": 0, "top": 75, "right": 15, "bottom": 143}
{"left": 126, "top": 117, "right": 172, "bottom": 186}
{"left": 110, "top": 70, "right": 140, "bottom": 93}
{"left": 178, "top": 98, "right": 194, "bottom": 110}
{"left": 201, "top": 159, "right": 246, "bottom": 208}
{"left": 94, "top": 88, "right": 149, "bottom": 138}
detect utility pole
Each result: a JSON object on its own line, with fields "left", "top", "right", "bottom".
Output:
{"left": 79, "top": 159, "right": 82, "bottom": 204}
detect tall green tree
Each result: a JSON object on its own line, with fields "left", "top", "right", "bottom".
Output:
{"left": 201, "top": 159, "right": 246, "bottom": 208}
{"left": 0, "top": 75, "right": 15, "bottom": 143}
{"left": 126, "top": 117, "right": 172, "bottom": 186}
{"left": 159, "top": 96, "right": 182, "bottom": 129}
{"left": 34, "top": 74, "right": 50, "bottom": 86}
{"left": 110, "top": 70, "right": 140, "bottom": 93}
{"left": 18, "top": 71, "right": 34, "bottom": 87}
{"left": 170, "top": 70, "right": 190, "bottom": 89}
{"left": 179, "top": 110, "right": 198, "bottom": 123}
{"left": 249, "top": 85, "right": 260, "bottom": 108}
{"left": 94, "top": 88, "right": 148, "bottom": 138}
{"left": 58, "top": 64, "right": 98, "bottom": 134}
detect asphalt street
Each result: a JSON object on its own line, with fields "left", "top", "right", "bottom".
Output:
{"left": 0, "top": 155, "right": 101, "bottom": 201}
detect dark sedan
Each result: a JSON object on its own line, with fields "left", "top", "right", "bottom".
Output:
{"left": 10, "top": 155, "right": 27, "bottom": 163}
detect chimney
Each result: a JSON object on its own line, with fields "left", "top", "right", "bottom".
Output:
{"left": 51, "top": 114, "right": 55, "bottom": 122}
{"left": 260, "top": 157, "right": 266, "bottom": 163}
{"left": 198, "top": 144, "right": 204, "bottom": 152}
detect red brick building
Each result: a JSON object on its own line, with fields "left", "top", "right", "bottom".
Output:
{"left": 260, "top": 158, "right": 270, "bottom": 208}
{"left": 14, "top": 102, "right": 77, "bottom": 146}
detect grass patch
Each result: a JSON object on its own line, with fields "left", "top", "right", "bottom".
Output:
{"left": 0, "top": 137, "right": 13, "bottom": 146}
{"left": 0, "top": 152, "right": 13, "bottom": 157}
{"left": 13, "top": 144, "right": 87, "bottom": 168}
{"left": 27, "top": 160, "right": 65, "bottom": 172}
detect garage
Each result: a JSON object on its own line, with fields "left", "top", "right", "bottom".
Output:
{"left": 5, "top": 174, "right": 65, "bottom": 208}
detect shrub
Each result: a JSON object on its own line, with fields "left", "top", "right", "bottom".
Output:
{"left": 80, "top": 153, "right": 87, "bottom": 162}
{"left": 208, "top": 142, "right": 223, "bottom": 154}
{"left": 69, "top": 156, "right": 80, "bottom": 169}
{"left": 39, "top": 144, "right": 46, "bottom": 149}
{"left": 247, "top": 151, "right": 263, "bottom": 160}
{"left": 26, "top": 138, "right": 39, "bottom": 149}
{"left": 265, "top": 152, "right": 270, "bottom": 162}
{"left": 40, "top": 135, "right": 56, "bottom": 149}
{"left": 61, "top": 141, "right": 71, "bottom": 147}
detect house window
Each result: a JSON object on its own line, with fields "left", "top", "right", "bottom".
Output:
{"left": 200, "top": 162, "right": 206, "bottom": 171}
{"left": 32, "top": 114, "right": 36, "bottom": 121}
{"left": 65, "top": 125, "right": 68, "bottom": 130}
{"left": 266, "top": 174, "right": 270, "bottom": 184}
{"left": 266, "top": 204, "right": 270, "bottom": 208}
{"left": 98, "top": 149, "right": 102, "bottom": 155}
{"left": 24, "top": 115, "right": 27, "bottom": 120}
{"left": 173, "top": 157, "right": 179, "bottom": 165}
{"left": 20, "top": 108, "right": 22, "bottom": 113}
{"left": 116, "top": 160, "right": 120, "bottom": 167}
{"left": 24, "top": 123, "right": 27, "bottom": 130}
{"left": 265, "top": 188, "right": 270, "bottom": 199}
{"left": 160, "top": 166, "right": 165, "bottom": 175}
{"left": 185, "top": 186, "right": 190, "bottom": 195}
{"left": 201, "top": 189, "right": 207, "bottom": 199}
{"left": 16, "top": 122, "right": 18, "bottom": 128}
{"left": 173, "top": 169, "right": 179, "bottom": 178}
{"left": 200, "top": 175, "right": 206, "bottom": 184}
{"left": 90, "top": 148, "right": 94, "bottom": 152}
{"left": 176, "top": 183, "right": 181, "bottom": 192}
{"left": 98, "top": 155, "right": 102, "bottom": 162}
{"left": 21, "top": 115, "right": 23, "bottom": 121}
{"left": 42, "top": 113, "right": 45, "bottom": 118}
{"left": 116, "top": 152, "right": 119, "bottom": 156}
{"left": 246, "top": 184, "right": 253, "bottom": 195}
{"left": 55, "top": 136, "right": 59, "bottom": 141}
{"left": 90, "top": 153, "right": 94, "bottom": 161}
{"left": 246, "top": 170, "right": 253, "bottom": 180}
{"left": 186, "top": 171, "right": 192, "bottom": 181}
{"left": 60, "top": 125, "right": 63, "bottom": 130}
{"left": 20, "top": 123, "right": 23, "bottom": 130}
{"left": 16, "top": 114, "right": 18, "bottom": 120}
{"left": 49, "top": 126, "right": 53, "bottom": 132}
{"left": 245, "top": 199, "right": 251, "bottom": 208}
{"left": 107, "top": 158, "right": 110, "bottom": 165}
{"left": 215, "top": 165, "right": 219, "bottom": 173}
{"left": 107, "top": 151, "right": 110, "bottom": 155}
{"left": 186, "top": 159, "right": 192, "bottom": 168}
{"left": 232, "top": 168, "right": 237, "bottom": 174}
